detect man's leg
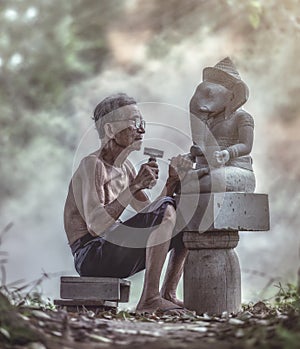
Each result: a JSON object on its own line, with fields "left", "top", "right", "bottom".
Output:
{"left": 136, "top": 205, "right": 185, "bottom": 314}
{"left": 160, "top": 243, "right": 188, "bottom": 307}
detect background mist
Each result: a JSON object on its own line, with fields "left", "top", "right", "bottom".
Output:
{"left": 1, "top": 0, "right": 299, "bottom": 308}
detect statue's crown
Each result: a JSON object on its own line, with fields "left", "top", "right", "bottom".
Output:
{"left": 203, "top": 57, "right": 243, "bottom": 90}
{"left": 203, "top": 57, "right": 249, "bottom": 117}
{"left": 214, "top": 57, "right": 241, "bottom": 80}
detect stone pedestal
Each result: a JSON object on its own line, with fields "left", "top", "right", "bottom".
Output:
{"left": 183, "top": 231, "right": 241, "bottom": 315}
{"left": 176, "top": 192, "right": 269, "bottom": 315}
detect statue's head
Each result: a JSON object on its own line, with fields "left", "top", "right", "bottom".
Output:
{"left": 190, "top": 57, "right": 249, "bottom": 119}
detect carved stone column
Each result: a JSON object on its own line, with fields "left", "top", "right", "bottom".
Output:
{"left": 176, "top": 192, "right": 270, "bottom": 315}
{"left": 183, "top": 231, "right": 241, "bottom": 315}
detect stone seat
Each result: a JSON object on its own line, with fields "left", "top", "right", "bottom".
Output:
{"left": 175, "top": 192, "right": 270, "bottom": 315}
{"left": 54, "top": 277, "right": 130, "bottom": 312}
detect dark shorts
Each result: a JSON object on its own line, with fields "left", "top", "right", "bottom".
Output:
{"left": 71, "top": 197, "right": 184, "bottom": 278}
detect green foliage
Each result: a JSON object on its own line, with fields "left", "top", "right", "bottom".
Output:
{"left": 276, "top": 327, "right": 300, "bottom": 349}
{"left": 274, "top": 282, "right": 300, "bottom": 311}
{"left": 0, "top": 291, "right": 43, "bottom": 346}
{"left": 0, "top": 0, "right": 126, "bottom": 110}
{"left": 248, "top": 0, "right": 263, "bottom": 29}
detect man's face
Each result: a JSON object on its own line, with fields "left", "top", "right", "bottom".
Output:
{"left": 108, "top": 104, "right": 145, "bottom": 151}
{"left": 190, "top": 81, "right": 233, "bottom": 117}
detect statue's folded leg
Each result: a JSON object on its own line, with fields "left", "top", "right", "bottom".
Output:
{"left": 180, "top": 167, "right": 255, "bottom": 194}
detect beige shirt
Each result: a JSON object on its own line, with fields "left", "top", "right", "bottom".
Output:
{"left": 64, "top": 153, "right": 148, "bottom": 245}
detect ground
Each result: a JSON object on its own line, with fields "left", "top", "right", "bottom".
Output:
{"left": 1, "top": 292, "right": 300, "bottom": 349}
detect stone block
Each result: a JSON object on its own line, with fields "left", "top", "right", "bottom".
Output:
{"left": 176, "top": 192, "right": 269, "bottom": 232}
{"left": 60, "top": 277, "right": 130, "bottom": 302}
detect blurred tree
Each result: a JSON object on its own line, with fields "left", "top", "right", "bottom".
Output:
{"left": 71, "top": 0, "right": 123, "bottom": 73}
{"left": 0, "top": 0, "right": 125, "bottom": 206}
{"left": 0, "top": 0, "right": 299, "bottom": 207}
{"left": 0, "top": 0, "right": 124, "bottom": 112}
{"left": 130, "top": 0, "right": 299, "bottom": 61}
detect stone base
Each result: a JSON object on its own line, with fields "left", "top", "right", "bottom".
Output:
{"left": 183, "top": 231, "right": 241, "bottom": 315}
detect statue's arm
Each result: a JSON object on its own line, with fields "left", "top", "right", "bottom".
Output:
{"left": 226, "top": 112, "right": 254, "bottom": 159}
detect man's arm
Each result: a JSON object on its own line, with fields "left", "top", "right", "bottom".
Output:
{"left": 126, "top": 161, "right": 151, "bottom": 212}
{"left": 130, "top": 189, "right": 151, "bottom": 212}
{"left": 159, "top": 155, "right": 194, "bottom": 198}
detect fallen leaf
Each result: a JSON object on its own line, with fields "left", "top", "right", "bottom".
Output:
{"left": 237, "top": 311, "right": 253, "bottom": 321}
{"left": 17, "top": 313, "right": 30, "bottom": 321}
{"left": 221, "top": 311, "right": 229, "bottom": 319}
{"left": 138, "top": 330, "right": 161, "bottom": 337}
{"left": 27, "top": 343, "right": 47, "bottom": 349}
{"left": 51, "top": 331, "right": 62, "bottom": 337}
{"left": 89, "top": 334, "right": 112, "bottom": 343}
{"left": 31, "top": 310, "right": 51, "bottom": 320}
{"left": 235, "top": 329, "right": 245, "bottom": 338}
{"left": 188, "top": 326, "right": 208, "bottom": 333}
{"left": 163, "top": 325, "right": 186, "bottom": 331}
{"left": 0, "top": 327, "right": 10, "bottom": 339}
{"left": 112, "top": 328, "right": 138, "bottom": 335}
{"left": 228, "top": 318, "right": 244, "bottom": 326}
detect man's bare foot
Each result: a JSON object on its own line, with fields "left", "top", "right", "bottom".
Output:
{"left": 160, "top": 291, "right": 184, "bottom": 308}
{"left": 136, "top": 295, "right": 185, "bottom": 315}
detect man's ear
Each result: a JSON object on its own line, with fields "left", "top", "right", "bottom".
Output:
{"left": 103, "top": 123, "right": 115, "bottom": 139}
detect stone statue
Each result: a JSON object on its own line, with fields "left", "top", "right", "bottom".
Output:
{"left": 181, "top": 57, "right": 256, "bottom": 193}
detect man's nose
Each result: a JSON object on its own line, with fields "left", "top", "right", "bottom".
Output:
{"left": 137, "top": 125, "right": 145, "bottom": 133}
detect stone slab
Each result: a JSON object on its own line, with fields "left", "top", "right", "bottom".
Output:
{"left": 176, "top": 192, "right": 269, "bottom": 232}
{"left": 60, "top": 277, "right": 130, "bottom": 302}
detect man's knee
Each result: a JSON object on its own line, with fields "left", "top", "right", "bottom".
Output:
{"left": 162, "top": 204, "right": 176, "bottom": 227}
{"left": 147, "top": 204, "right": 176, "bottom": 247}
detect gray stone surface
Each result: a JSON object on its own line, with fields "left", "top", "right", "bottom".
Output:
{"left": 183, "top": 231, "right": 241, "bottom": 315}
{"left": 176, "top": 192, "right": 269, "bottom": 233}
{"left": 60, "top": 277, "right": 130, "bottom": 302}
{"left": 186, "top": 57, "right": 256, "bottom": 193}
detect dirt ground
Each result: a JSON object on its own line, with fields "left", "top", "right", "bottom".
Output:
{"left": 2, "top": 300, "right": 299, "bottom": 349}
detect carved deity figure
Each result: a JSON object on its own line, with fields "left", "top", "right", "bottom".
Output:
{"left": 181, "top": 57, "right": 256, "bottom": 193}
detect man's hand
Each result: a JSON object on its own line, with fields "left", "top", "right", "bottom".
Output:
{"left": 213, "top": 150, "right": 230, "bottom": 167}
{"left": 168, "top": 154, "right": 194, "bottom": 183}
{"left": 131, "top": 161, "right": 159, "bottom": 191}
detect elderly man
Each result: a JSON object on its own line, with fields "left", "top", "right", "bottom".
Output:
{"left": 64, "top": 93, "right": 194, "bottom": 314}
